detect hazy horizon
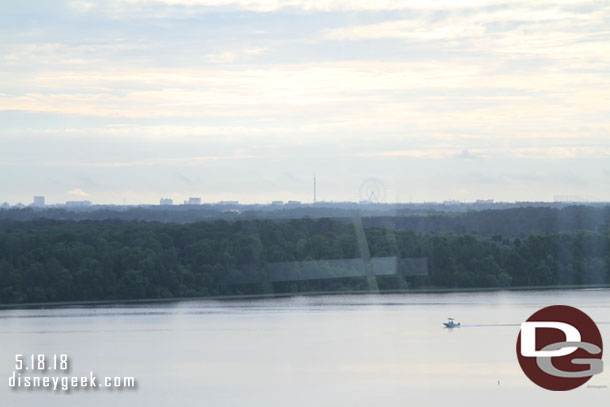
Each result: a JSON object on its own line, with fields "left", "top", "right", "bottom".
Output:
{"left": 2, "top": 195, "right": 607, "bottom": 207}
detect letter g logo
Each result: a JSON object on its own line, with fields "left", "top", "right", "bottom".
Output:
{"left": 516, "top": 305, "right": 604, "bottom": 391}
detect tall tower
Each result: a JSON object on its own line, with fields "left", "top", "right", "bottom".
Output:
{"left": 313, "top": 175, "right": 316, "bottom": 204}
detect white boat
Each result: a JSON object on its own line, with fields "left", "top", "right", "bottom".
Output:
{"left": 443, "top": 317, "right": 461, "bottom": 328}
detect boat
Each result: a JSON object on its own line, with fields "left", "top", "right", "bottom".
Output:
{"left": 443, "top": 317, "right": 461, "bottom": 328}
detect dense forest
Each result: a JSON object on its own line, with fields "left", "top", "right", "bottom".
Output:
{"left": 367, "top": 205, "right": 610, "bottom": 237}
{"left": 0, "top": 215, "right": 608, "bottom": 305}
{"left": 2, "top": 205, "right": 610, "bottom": 237}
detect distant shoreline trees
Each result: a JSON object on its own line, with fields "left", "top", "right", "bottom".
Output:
{"left": 0, "top": 216, "right": 608, "bottom": 305}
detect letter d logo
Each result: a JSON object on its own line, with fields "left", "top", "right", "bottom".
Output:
{"left": 520, "top": 322, "right": 581, "bottom": 357}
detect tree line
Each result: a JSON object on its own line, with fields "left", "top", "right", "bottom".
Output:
{"left": 0, "top": 217, "right": 608, "bottom": 304}
{"left": 2, "top": 205, "right": 610, "bottom": 238}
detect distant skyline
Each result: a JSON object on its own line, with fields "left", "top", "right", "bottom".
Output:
{"left": 2, "top": 194, "right": 606, "bottom": 207}
{"left": 1, "top": 1, "right": 610, "bottom": 204}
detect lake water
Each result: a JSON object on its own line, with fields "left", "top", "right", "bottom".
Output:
{"left": 0, "top": 289, "right": 608, "bottom": 406}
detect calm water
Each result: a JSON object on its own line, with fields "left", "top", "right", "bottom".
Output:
{"left": 0, "top": 289, "right": 608, "bottom": 406}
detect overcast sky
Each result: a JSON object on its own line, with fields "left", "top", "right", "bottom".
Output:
{"left": 1, "top": 0, "right": 609, "bottom": 205}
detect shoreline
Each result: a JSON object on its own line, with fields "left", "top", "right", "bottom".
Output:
{"left": 0, "top": 283, "right": 608, "bottom": 310}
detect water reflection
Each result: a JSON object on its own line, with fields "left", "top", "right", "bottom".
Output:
{"left": 0, "top": 290, "right": 608, "bottom": 406}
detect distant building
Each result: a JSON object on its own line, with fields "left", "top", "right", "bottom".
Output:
{"left": 184, "top": 197, "right": 201, "bottom": 205}
{"left": 159, "top": 198, "right": 173, "bottom": 206}
{"left": 554, "top": 195, "right": 591, "bottom": 203}
{"left": 65, "top": 200, "right": 92, "bottom": 207}
{"left": 475, "top": 199, "right": 494, "bottom": 204}
{"left": 33, "top": 196, "right": 45, "bottom": 207}
{"left": 271, "top": 200, "right": 284, "bottom": 205}
{"left": 286, "top": 200, "right": 301, "bottom": 205}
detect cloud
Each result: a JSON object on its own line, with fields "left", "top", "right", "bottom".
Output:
{"left": 324, "top": 5, "right": 601, "bottom": 40}
{"left": 2, "top": 0, "right": 610, "bottom": 203}
{"left": 74, "top": 0, "right": 513, "bottom": 14}
{"left": 346, "top": 146, "right": 610, "bottom": 161}
{"left": 173, "top": 172, "right": 200, "bottom": 185}
{"left": 74, "top": 0, "right": 606, "bottom": 15}
{"left": 0, "top": 154, "right": 255, "bottom": 168}
{"left": 350, "top": 149, "right": 455, "bottom": 159}
{"left": 509, "top": 146, "right": 610, "bottom": 159}
{"left": 456, "top": 149, "right": 485, "bottom": 159}
{"left": 68, "top": 188, "right": 89, "bottom": 197}
{"left": 3, "top": 60, "right": 606, "bottom": 119}
{"left": 325, "top": 19, "right": 485, "bottom": 41}
{"left": 207, "top": 51, "right": 236, "bottom": 63}
{"left": 242, "top": 47, "right": 268, "bottom": 55}
{"left": 206, "top": 48, "right": 268, "bottom": 64}
{"left": 324, "top": 5, "right": 609, "bottom": 65}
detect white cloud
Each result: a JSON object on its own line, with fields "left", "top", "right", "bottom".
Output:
{"left": 84, "top": 0, "right": 592, "bottom": 14}
{"left": 0, "top": 153, "right": 257, "bottom": 168}
{"left": 348, "top": 146, "right": 610, "bottom": 160}
{"left": 243, "top": 47, "right": 268, "bottom": 55}
{"left": 73, "top": 0, "right": 502, "bottom": 14}
{"left": 207, "top": 51, "right": 237, "bottom": 63}
{"left": 2, "top": 0, "right": 610, "bottom": 202}
{"left": 326, "top": 5, "right": 600, "bottom": 42}
{"left": 206, "top": 48, "right": 268, "bottom": 63}
{"left": 68, "top": 188, "right": 89, "bottom": 197}
{"left": 326, "top": 19, "right": 485, "bottom": 41}
{"left": 2, "top": 60, "right": 608, "bottom": 128}
{"left": 324, "top": 4, "right": 610, "bottom": 63}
